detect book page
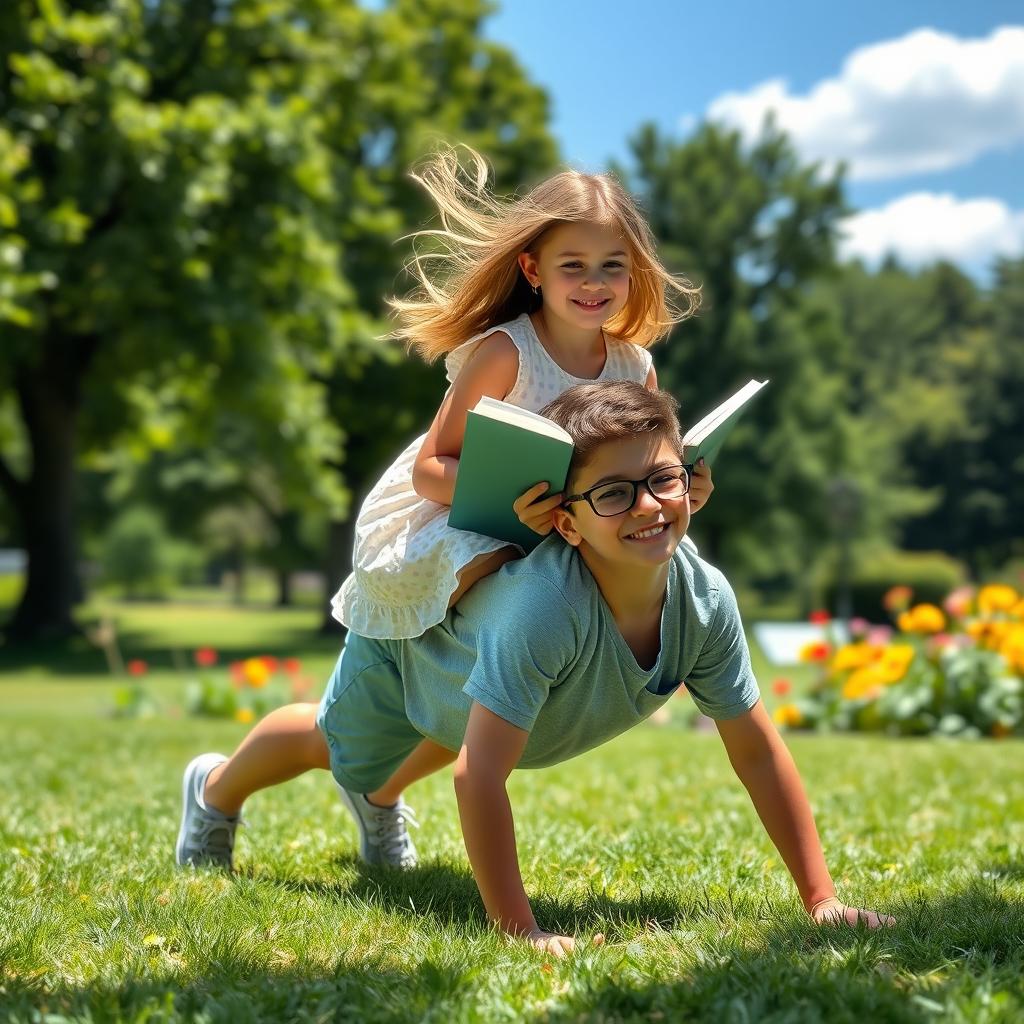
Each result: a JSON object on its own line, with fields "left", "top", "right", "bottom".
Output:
{"left": 473, "top": 396, "right": 573, "bottom": 444}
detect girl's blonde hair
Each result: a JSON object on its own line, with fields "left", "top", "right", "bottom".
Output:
{"left": 389, "top": 145, "right": 700, "bottom": 362}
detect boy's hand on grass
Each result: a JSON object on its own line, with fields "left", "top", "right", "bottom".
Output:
{"left": 688, "top": 458, "right": 714, "bottom": 513}
{"left": 514, "top": 482, "right": 564, "bottom": 536}
{"left": 525, "top": 929, "right": 605, "bottom": 958}
{"left": 810, "top": 896, "right": 895, "bottom": 929}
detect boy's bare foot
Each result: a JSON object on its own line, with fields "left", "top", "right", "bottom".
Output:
{"left": 810, "top": 896, "right": 895, "bottom": 929}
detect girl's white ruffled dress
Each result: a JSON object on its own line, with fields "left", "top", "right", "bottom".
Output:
{"left": 332, "top": 313, "right": 654, "bottom": 639}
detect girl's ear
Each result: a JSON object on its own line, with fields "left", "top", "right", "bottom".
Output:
{"left": 552, "top": 505, "right": 582, "bottom": 547}
{"left": 517, "top": 251, "right": 540, "bottom": 288}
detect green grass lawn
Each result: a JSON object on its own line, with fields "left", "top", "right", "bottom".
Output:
{"left": 1, "top": 603, "right": 1022, "bottom": 1022}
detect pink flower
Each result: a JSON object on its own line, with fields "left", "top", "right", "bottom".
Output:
{"left": 127, "top": 659, "right": 148, "bottom": 677}
{"left": 849, "top": 617, "right": 870, "bottom": 638}
{"left": 866, "top": 625, "right": 893, "bottom": 647}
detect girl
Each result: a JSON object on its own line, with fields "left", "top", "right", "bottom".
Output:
{"left": 333, "top": 146, "right": 711, "bottom": 640}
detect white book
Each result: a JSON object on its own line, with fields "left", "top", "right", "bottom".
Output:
{"left": 683, "top": 379, "right": 768, "bottom": 465}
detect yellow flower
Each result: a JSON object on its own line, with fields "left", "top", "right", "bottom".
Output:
{"left": 978, "top": 584, "right": 1018, "bottom": 615}
{"left": 999, "top": 624, "right": 1024, "bottom": 673}
{"left": 842, "top": 666, "right": 885, "bottom": 700}
{"left": 898, "top": 603, "right": 946, "bottom": 634}
{"left": 242, "top": 657, "right": 271, "bottom": 688}
{"left": 878, "top": 643, "right": 915, "bottom": 684}
{"left": 831, "top": 642, "right": 881, "bottom": 672}
{"left": 234, "top": 707, "right": 255, "bottom": 724}
{"left": 772, "top": 704, "right": 803, "bottom": 727}
{"left": 1012, "top": 599, "right": 1024, "bottom": 620}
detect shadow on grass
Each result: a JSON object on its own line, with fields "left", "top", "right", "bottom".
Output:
{"left": 2, "top": 880, "right": 1020, "bottom": 1023}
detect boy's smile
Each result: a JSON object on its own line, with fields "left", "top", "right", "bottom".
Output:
{"left": 554, "top": 436, "right": 690, "bottom": 572}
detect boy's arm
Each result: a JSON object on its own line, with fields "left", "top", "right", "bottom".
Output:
{"left": 453, "top": 701, "right": 583, "bottom": 955}
{"left": 716, "top": 701, "right": 895, "bottom": 927}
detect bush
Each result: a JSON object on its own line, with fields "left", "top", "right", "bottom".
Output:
{"left": 99, "top": 507, "right": 200, "bottom": 598}
{"left": 776, "top": 583, "right": 1024, "bottom": 739}
{"left": 821, "top": 549, "right": 966, "bottom": 621}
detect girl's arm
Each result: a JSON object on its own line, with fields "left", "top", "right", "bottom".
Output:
{"left": 411, "top": 332, "right": 519, "bottom": 505}
{"left": 454, "top": 701, "right": 581, "bottom": 955}
{"left": 716, "top": 701, "right": 894, "bottom": 927}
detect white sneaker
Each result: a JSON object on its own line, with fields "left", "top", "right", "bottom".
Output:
{"left": 175, "top": 753, "right": 240, "bottom": 870}
{"left": 336, "top": 785, "right": 419, "bottom": 868}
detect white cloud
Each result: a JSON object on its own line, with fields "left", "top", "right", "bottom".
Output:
{"left": 706, "top": 26, "right": 1024, "bottom": 181}
{"left": 840, "top": 192, "right": 1024, "bottom": 268}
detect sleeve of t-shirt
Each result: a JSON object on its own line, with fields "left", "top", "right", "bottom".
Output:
{"left": 684, "top": 572, "right": 760, "bottom": 720}
{"left": 461, "top": 573, "right": 577, "bottom": 733}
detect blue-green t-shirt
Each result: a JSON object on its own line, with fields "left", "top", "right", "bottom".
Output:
{"left": 374, "top": 535, "right": 760, "bottom": 767}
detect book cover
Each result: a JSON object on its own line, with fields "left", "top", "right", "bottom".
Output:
{"left": 448, "top": 397, "right": 573, "bottom": 550}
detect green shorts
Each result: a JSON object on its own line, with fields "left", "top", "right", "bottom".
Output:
{"left": 316, "top": 633, "right": 425, "bottom": 793}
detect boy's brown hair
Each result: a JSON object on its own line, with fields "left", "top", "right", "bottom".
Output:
{"left": 539, "top": 381, "right": 686, "bottom": 485}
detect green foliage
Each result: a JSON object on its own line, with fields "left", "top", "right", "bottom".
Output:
{"left": 821, "top": 549, "right": 967, "bottom": 621}
{"left": 98, "top": 505, "right": 198, "bottom": 598}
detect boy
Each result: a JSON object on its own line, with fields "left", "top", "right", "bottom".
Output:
{"left": 176, "top": 381, "right": 894, "bottom": 954}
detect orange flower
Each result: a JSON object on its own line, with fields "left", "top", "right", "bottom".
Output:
{"left": 243, "top": 657, "right": 271, "bottom": 688}
{"left": 883, "top": 585, "right": 913, "bottom": 613}
{"left": 127, "top": 659, "right": 148, "bottom": 677}
{"left": 772, "top": 704, "right": 803, "bottom": 727}
{"left": 799, "top": 641, "right": 831, "bottom": 663}
{"left": 772, "top": 678, "right": 792, "bottom": 696}
{"left": 234, "top": 708, "right": 255, "bottom": 724}
{"left": 978, "top": 585, "right": 1018, "bottom": 615}
{"left": 283, "top": 657, "right": 302, "bottom": 675}
{"left": 260, "top": 655, "right": 279, "bottom": 674}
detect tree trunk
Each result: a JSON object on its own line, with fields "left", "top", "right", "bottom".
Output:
{"left": 276, "top": 567, "right": 292, "bottom": 607}
{"left": 5, "top": 355, "right": 82, "bottom": 642}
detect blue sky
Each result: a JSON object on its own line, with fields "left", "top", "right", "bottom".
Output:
{"left": 484, "top": 1, "right": 1024, "bottom": 277}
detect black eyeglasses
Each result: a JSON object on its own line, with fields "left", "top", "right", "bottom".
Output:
{"left": 562, "top": 464, "right": 692, "bottom": 517}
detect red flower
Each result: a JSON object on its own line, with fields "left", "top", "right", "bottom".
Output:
{"left": 127, "top": 659, "right": 148, "bottom": 677}
{"left": 283, "top": 657, "right": 302, "bottom": 675}
{"left": 194, "top": 647, "right": 218, "bottom": 668}
{"left": 260, "top": 655, "right": 279, "bottom": 674}
{"left": 808, "top": 609, "right": 830, "bottom": 624}
{"left": 772, "top": 678, "right": 792, "bottom": 696}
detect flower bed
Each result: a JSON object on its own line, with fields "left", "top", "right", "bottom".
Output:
{"left": 773, "top": 585, "right": 1024, "bottom": 738}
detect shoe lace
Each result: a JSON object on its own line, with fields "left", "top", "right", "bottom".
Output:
{"left": 374, "top": 804, "right": 419, "bottom": 862}
{"left": 190, "top": 814, "right": 242, "bottom": 860}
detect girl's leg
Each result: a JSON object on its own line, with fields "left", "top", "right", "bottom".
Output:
{"left": 203, "top": 702, "right": 329, "bottom": 815}
{"left": 448, "top": 547, "right": 519, "bottom": 608}
{"left": 366, "top": 738, "right": 457, "bottom": 807}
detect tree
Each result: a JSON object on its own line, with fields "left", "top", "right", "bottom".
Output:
{"left": 0, "top": 0, "right": 556, "bottom": 639}
{"left": 622, "top": 121, "right": 865, "bottom": 590}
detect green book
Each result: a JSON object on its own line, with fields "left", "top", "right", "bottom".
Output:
{"left": 683, "top": 379, "right": 768, "bottom": 466}
{"left": 448, "top": 397, "right": 573, "bottom": 551}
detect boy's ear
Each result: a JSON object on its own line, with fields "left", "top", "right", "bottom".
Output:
{"left": 551, "top": 505, "right": 582, "bottom": 547}
{"left": 517, "top": 251, "right": 540, "bottom": 288}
